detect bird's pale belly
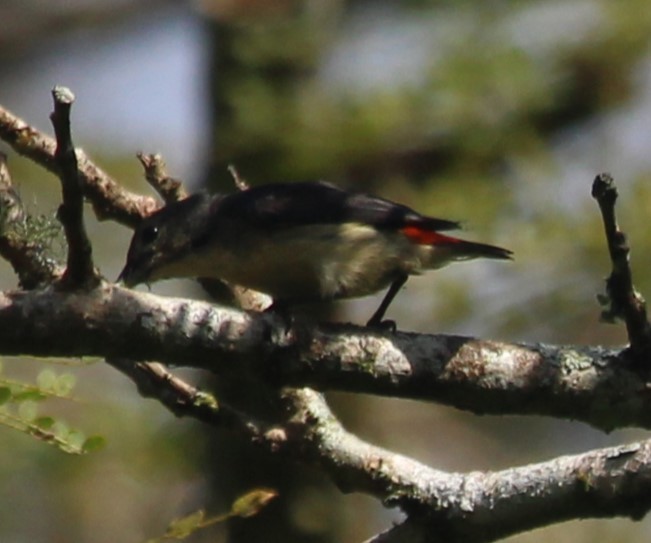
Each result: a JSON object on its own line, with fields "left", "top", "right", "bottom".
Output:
{"left": 181, "top": 223, "right": 424, "bottom": 301}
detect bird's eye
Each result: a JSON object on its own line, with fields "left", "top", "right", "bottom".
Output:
{"left": 141, "top": 225, "right": 159, "bottom": 245}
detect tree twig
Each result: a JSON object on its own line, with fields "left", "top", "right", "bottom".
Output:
{"left": 50, "top": 86, "right": 99, "bottom": 288}
{"left": 228, "top": 164, "right": 250, "bottom": 191}
{"left": 107, "top": 358, "right": 217, "bottom": 422}
{"left": 592, "top": 173, "right": 651, "bottom": 356}
{"left": 105, "top": 356, "right": 276, "bottom": 446}
{"left": 137, "top": 152, "right": 187, "bottom": 204}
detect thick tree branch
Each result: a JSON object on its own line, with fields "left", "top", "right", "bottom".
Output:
{"left": 282, "top": 389, "right": 651, "bottom": 543}
{"left": 98, "top": 357, "right": 651, "bottom": 543}
{"left": 0, "top": 284, "right": 274, "bottom": 372}
{"left": 592, "top": 173, "right": 651, "bottom": 355}
{"left": 359, "top": 432, "right": 651, "bottom": 542}
{"left": 0, "top": 284, "right": 648, "bottom": 432}
{"left": 279, "top": 330, "right": 649, "bottom": 431}
{"left": 0, "top": 102, "right": 158, "bottom": 227}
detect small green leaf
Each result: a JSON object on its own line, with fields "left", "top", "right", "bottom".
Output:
{"left": 37, "top": 369, "right": 57, "bottom": 391}
{"left": 52, "top": 420, "right": 69, "bottom": 439}
{"left": 231, "top": 488, "right": 278, "bottom": 518}
{"left": 18, "top": 400, "right": 38, "bottom": 422}
{"left": 0, "top": 387, "right": 11, "bottom": 405}
{"left": 67, "top": 430, "right": 86, "bottom": 450}
{"left": 34, "top": 416, "right": 55, "bottom": 429}
{"left": 56, "top": 373, "right": 76, "bottom": 395}
{"left": 81, "top": 435, "right": 106, "bottom": 453}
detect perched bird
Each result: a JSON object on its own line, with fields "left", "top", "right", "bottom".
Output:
{"left": 118, "top": 181, "right": 512, "bottom": 327}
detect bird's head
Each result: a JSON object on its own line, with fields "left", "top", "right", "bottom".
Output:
{"left": 118, "top": 192, "right": 217, "bottom": 287}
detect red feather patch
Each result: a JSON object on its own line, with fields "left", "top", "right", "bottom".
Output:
{"left": 401, "top": 226, "right": 462, "bottom": 246}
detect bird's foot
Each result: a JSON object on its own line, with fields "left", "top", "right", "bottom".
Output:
{"left": 366, "top": 317, "right": 397, "bottom": 333}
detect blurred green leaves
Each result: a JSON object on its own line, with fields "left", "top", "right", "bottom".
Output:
{"left": 212, "top": 0, "right": 651, "bottom": 189}
{"left": 0, "top": 359, "right": 104, "bottom": 455}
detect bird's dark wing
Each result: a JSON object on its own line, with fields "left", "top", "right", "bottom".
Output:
{"left": 211, "top": 181, "right": 461, "bottom": 232}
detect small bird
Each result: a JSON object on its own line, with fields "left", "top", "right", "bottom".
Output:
{"left": 118, "top": 181, "right": 512, "bottom": 327}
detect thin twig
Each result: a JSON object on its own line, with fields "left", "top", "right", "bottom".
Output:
{"left": 105, "top": 357, "right": 269, "bottom": 439}
{"left": 107, "top": 358, "right": 219, "bottom": 421}
{"left": 137, "top": 152, "right": 187, "bottom": 204}
{"left": 50, "top": 86, "right": 99, "bottom": 288}
{"left": 0, "top": 153, "right": 23, "bottom": 226}
{"left": 591, "top": 173, "right": 651, "bottom": 356}
{"left": 228, "top": 164, "right": 250, "bottom": 191}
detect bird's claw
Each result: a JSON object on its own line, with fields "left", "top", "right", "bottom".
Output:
{"left": 366, "top": 318, "right": 397, "bottom": 333}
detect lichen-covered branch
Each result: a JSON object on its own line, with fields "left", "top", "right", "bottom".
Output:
{"left": 277, "top": 330, "right": 648, "bottom": 432}
{"left": 358, "top": 435, "right": 651, "bottom": 542}
{"left": 0, "top": 152, "right": 61, "bottom": 287}
{"left": 282, "top": 389, "right": 651, "bottom": 543}
{"left": 99, "top": 358, "right": 651, "bottom": 543}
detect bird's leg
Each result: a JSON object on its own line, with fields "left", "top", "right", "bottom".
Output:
{"left": 366, "top": 273, "right": 408, "bottom": 330}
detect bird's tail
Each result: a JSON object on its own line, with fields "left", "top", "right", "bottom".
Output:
{"left": 445, "top": 237, "right": 513, "bottom": 261}
{"left": 401, "top": 226, "right": 513, "bottom": 262}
